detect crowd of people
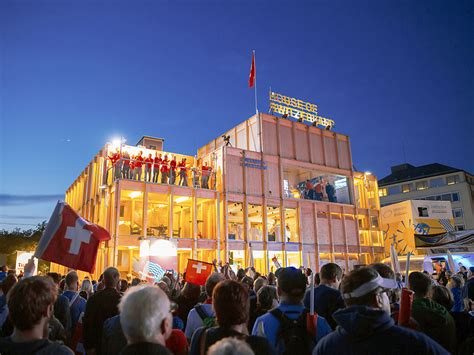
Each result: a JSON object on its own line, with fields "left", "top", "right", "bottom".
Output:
{"left": 108, "top": 149, "right": 215, "bottom": 189}
{"left": 0, "top": 260, "right": 473, "bottom": 354}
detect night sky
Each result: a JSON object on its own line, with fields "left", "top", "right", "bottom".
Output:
{"left": 1, "top": 0, "right": 472, "bottom": 229}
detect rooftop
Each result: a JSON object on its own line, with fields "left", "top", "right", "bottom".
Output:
{"left": 378, "top": 163, "right": 464, "bottom": 186}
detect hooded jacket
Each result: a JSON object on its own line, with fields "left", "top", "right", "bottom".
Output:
{"left": 412, "top": 298, "right": 457, "bottom": 354}
{"left": 313, "top": 306, "right": 448, "bottom": 355}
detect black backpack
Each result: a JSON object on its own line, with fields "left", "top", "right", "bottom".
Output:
{"left": 270, "top": 308, "right": 317, "bottom": 355}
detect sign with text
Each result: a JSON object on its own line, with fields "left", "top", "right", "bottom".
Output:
{"left": 240, "top": 157, "right": 267, "bottom": 170}
{"left": 269, "top": 91, "right": 335, "bottom": 128}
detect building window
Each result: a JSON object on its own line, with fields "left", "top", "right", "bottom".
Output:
{"left": 248, "top": 204, "right": 263, "bottom": 241}
{"left": 456, "top": 225, "right": 465, "bottom": 231}
{"left": 119, "top": 190, "right": 144, "bottom": 236}
{"left": 401, "top": 184, "right": 412, "bottom": 193}
{"left": 284, "top": 208, "right": 299, "bottom": 243}
{"left": 430, "top": 177, "right": 444, "bottom": 188}
{"left": 452, "top": 192, "right": 460, "bottom": 202}
{"left": 266, "top": 205, "right": 281, "bottom": 242}
{"left": 447, "top": 175, "right": 460, "bottom": 185}
{"left": 388, "top": 186, "right": 401, "bottom": 195}
{"left": 147, "top": 193, "right": 169, "bottom": 237}
{"left": 452, "top": 208, "right": 463, "bottom": 218}
{"left": 172, "top": 195, "right": 192, "bottom": 238}
{"left": 416, "top": 181, "right": 428, "bottom": 191}
{"left": 197, "top": 198, "right": 216, "bottom": 239}
{"left": 418, "top": 207, "right": 429, "bottom": 217}
{"left": 370, "top": 216, "right": 379, "bottom": 229}
{"left": 228, "top": 202, "right": 244, "bottom": 240}
{"left": 379, "top": 188, "right": 387, "bottom": 197}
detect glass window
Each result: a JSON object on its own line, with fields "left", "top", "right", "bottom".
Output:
{"left": 228, "top": 202, "right": 244, "bottom": 240}
{"left": 228, "top": 249, "right": 245, "bottom": 270}
{"left": 401, "top": 184, "right": 412, "bottom": 193}
{"left": 452, "top": 193, "right": 460, "bottom": 202}
{"left": 172, "top": 196, "right": 192, "bottom": 238}
{"left": 119, "top": 190, "right": 144, "bottom": 236}
{"left": 447, "top": 175, "right": 460, "bottom": 185}
{"left": 452, "top": 208, "right": 463, "bottom": 218}
{"left": 388, "top": 186, "right": 401, "bottom": 195}
{"left": 415, "top": 181, "right": 428, "bottom": 191}
{"left": 266, "top": 205, "right": 282, "bottom": 242}
{"left": 430, "top": 177, "right": 444, "bottom": 188}
{"left": 286, "top": 251, "right": 301, "bottom": 268}
{"left": 379, "top": 188, "right": 388, "bottom": 197}
{"left": 147, "top": 193, "right": 169, "bottom": 237}
{"left": 370, "top": 216, "right": 379, "bottom": 229}
{"left": 282, "top": 167, "right": 351, "bottom": 204}
{"left": 456, "top": 225, "right": 465, "bottom": 231}
{"left": 248, "top": 204, "right": 263, "bottom": 241}
{"left": 284, "top": 208, "right": 299, "bottom": 243}
{"left": 197, "top": 198, "right": 216, "bottom": 239}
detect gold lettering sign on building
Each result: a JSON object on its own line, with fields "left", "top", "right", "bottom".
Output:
{"left": 269, "top": 92, "right": 335, "bottom": 128}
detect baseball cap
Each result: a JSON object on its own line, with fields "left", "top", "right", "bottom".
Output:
{"left": 342, "top": 273, "right": 399, "bottom": 300}
{"left": 277, "top": 267, "right": 307, "bottom": 296}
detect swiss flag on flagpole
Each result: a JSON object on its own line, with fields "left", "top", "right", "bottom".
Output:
{"left": 184, "top": 259, "right": 213, "bottom": 286}
{"left": 248, "top": 51, "right": 256, "bottom": 88}
{"left": 34, "top": 201, "right": 111, "bottom": 273}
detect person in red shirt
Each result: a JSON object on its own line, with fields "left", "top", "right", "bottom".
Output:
{"left": 201, "top": 162, "right": 212, "bottom": 189}
{"left": 129, "top": 154, "right": 135, "bottom": 178}
{"left": 153, "top": 153, "right": 162, "bottom": 183}
{"left": 144, "top": 153, "right": 153, "bottom": 182}
{"left": 169, "top": 156, "right": 177, "bottom": 185}
{"left": 161, "top": 155, "right": 169, "bottom": 184}
{"left": 108, "top": 148, "right": 121, "bottom": 180}
{"left": 134, "top": 151, "right": 144, "bottom": 181}
{"left": 314, "top": 179, "right": 324, "bottom": 201}
{"left": 178, "top": 158, "right": 188, "bottom": 187}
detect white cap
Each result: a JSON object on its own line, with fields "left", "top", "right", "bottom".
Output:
{"left": 342, "top": 274, "right": 399, "bottom": 300}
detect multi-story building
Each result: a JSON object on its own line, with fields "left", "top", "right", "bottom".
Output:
{"left": 62, "top": 112, "right": 384, "bottom": 278}
{"left": 378, "top": 163, "right": 474, "bottom": 231}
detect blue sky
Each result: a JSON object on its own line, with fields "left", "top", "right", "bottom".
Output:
{"left": 1, "top": 0, "right": 473, "bottom": 229}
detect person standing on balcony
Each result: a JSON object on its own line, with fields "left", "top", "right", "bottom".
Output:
{"left": 108, "top": 148, "right": 121, "bottom": 180}
{"left": 161, "top": 155, "right": 170, "bottom": 184}
{"left": 122, "top": 151, "right": 131, "bottom": 179}
{"left": 134, "top": 151, "right": 144, "bottom": 181}
{"left": 153, "top": 153, "right": 162, "bottom": 183}
{"left": 169, "top": 156, "right": 177, "bottom": 185}
{"left": 178, "top": 158, "right": 188, "bottom": 186}
{"left": 314, "top": 179, "right": 323, "bottom": 201}
{"left": 145, "top": 153, "right": 153, "bottom": 182}
{"left": 201, "top": 162, "right": 211, "bottom": 189}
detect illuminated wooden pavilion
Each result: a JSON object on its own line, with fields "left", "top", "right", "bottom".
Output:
{"left": 62, "top": 97, "right": 384, "bottom": 278}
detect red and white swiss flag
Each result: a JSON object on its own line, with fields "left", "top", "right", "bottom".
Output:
{"left": 35, "top": 201, "right": 110, "bottom": 273}
{"left": 184, "top": 259, "right": 213, "bottom": 286}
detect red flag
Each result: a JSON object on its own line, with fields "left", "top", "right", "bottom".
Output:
{"left": 35, "top": 202, "right": 110, "bottom": 273}
{"left": 248, "top": 52, "right": 256, "bottom": 88}
{"left": 184, "top": 259, "right": 213, "bottom": 286}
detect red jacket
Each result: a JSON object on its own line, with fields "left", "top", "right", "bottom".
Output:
{"left": 161, "top": 160, "right": 169, "bottom": 173}
{"left": 108, "top": 153, "right": 120, "bottom": 165}
{"left": 178, "top": 161, "right": 186, "bottom": 172}
{"left": 145, "top": 157, "right": 153, "bottom": 169}
{"left": 153, "top": 157, "right": 162, "bottom": 169}
{"left": 170, "top": 160, "right": 177, "bottom": 172}
{"left": 134, "top": 155, "right": 144, "bottom": 168}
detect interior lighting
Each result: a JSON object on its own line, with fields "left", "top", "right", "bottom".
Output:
{"left": 174, "top": 196, "right": 190, "bottom": 204}
{"left": 129, "top": 191, "right": 142, "bottom": 199}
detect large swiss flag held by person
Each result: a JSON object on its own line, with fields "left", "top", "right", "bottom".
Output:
{"left": 184, "top": 259, "right": 213, "bottom": 286}
{"left": 34, "top": 201, "right": 110, "bottom": 273}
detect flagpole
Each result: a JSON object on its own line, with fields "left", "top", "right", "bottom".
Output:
{"left": 253, "top": 50, "right": 258, "bottom": 114}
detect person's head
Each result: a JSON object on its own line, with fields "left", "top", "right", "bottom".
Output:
{"left": 276, "top": 267, "right": 307, "bottom": 304}
{"left": 65, "top": 271, "right": 79, "bottom": 291}
{"left": 253, "top": 277, "right": 268, "bottom": 294}
{"left": 431, "top": 285, "right": 454, "bottom": 311}
{"left": 80, "top": 279, "right": 93, "bottom": 295}
{"left": 1, "top": 274, "right": 18, "bottom": 295}
{"left": 449, "top": 275, "right": 464, "bottom": 289}
{"left": 119, "top": 279, "right": 129, "bottom": 293}
{"left": 7, "top": 276, "right": 57, "bottom": 335}
{"left": 409, "top": 272, "right": 432, "bottom": 298}
{"left": 213, "top": 280, "right": 249, "bottom": 327}
{"left": 267, "top": 272, "right": 276, "bottom": 286}
{"left": 340, "top": 267, "right": 398, "bottom": 315}
{"left": 1, "top": 265, "right": 7, "bottom": 272}
{"left": 320, "top": 263, "right": 343, "bottom": 288}
{"left": 207, "top": 337, "right": 254, "bottom": 355}
{"left": 103, "top": 267, "right": 120, "bottom": 289}
{"left": 131, "top": 277, "right": 141, "bottom": 287}
{"left": 119, "top": 285, "right": 172, "bottom": 345}
{"left": 47, "top": 272, "right": 61, "bottom": 285}
{"left": 257, "top": 285, "right": 278, "bottom": 310}
{"left": 181, "top": 282, "right": 201, "bottom": 300}
{"left": 148, "top": 153, "right": 152, "bottom": 158}
{"left": 157, "top": 281, "right": 170, "bottom": 296}
{"left": 370, "top": 263, "right": 399, "bottom": 304}
{"left": 205, "top": 272, "right": 225, "bottom": 299}
{"left": 236, "top": 268, "right": 246, "bottom": 281}
{"left": 241, "top": 276, "right": 254, "bottom": 291}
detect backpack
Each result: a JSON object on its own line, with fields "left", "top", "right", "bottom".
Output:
{"left": 194, "top": 304, "right": 216, "bottom": 328}
{"left": 270, "top": 308, "right": 317, "bottom": 355}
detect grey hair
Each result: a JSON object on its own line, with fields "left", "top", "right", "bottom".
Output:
{"left": 208, "top": 337, "right": 254, "bottom": 355}
{"left": 119, "top": 285, "right": 170, "bottom": 343}
{"left": 80, "top": 279, "right": 92, "bottom": 294}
